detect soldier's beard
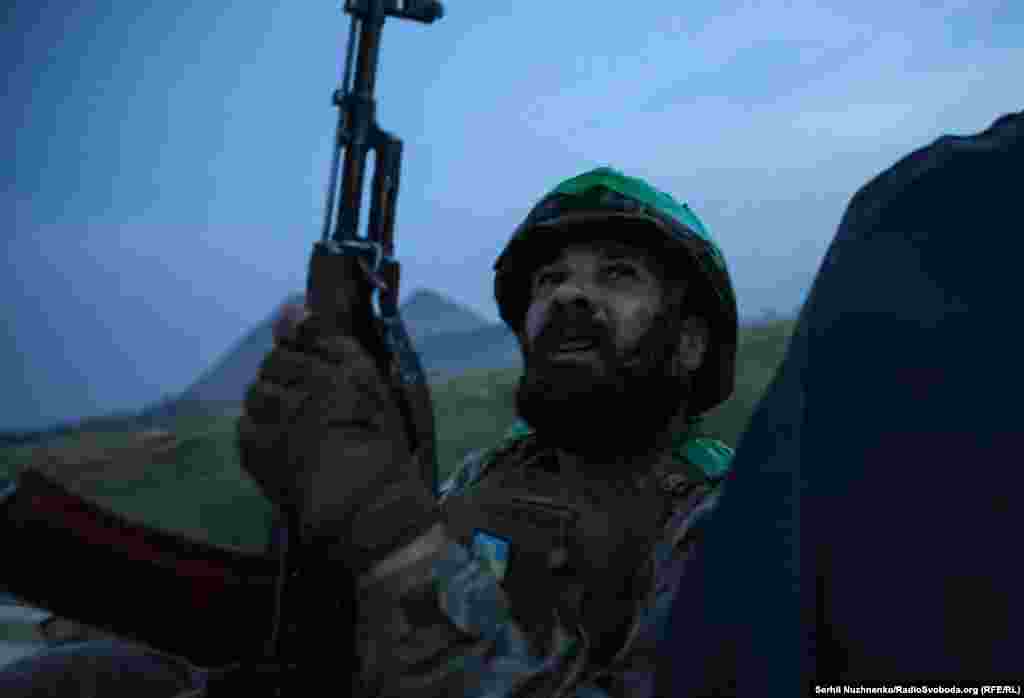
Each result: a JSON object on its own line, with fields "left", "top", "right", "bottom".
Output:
{"left": 514, "top": 305, "right": 691, "bottom": 462}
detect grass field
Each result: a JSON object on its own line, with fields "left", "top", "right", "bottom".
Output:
{"left": 0, "top": 318, "right": 797, "bottom": 555}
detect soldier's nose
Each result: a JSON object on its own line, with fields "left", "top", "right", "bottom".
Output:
{"left": 551, "top": 279, "right": 600, "bottom": 315}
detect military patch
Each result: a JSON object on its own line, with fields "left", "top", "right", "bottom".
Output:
{"left": 471, "top": 529, "right": 510, "bottom": 582}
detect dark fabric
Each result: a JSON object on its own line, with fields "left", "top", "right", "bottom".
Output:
{"left": 442, "top": 436, "right": 675, "bottom": 665}
{"left": 656, "top": 111, "right": 1024, "bottom": 695}
{"left": 0, "top": 639, "right": 203, "bottom": 697}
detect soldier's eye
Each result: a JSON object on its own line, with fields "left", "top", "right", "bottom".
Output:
{"left": 604, "top": 263, "right": 638, "bottom": 280}
{"left": 534, "top": 269, "right": 565, "bottom": 289}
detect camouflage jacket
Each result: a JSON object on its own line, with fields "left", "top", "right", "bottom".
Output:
{"left": 354, "top": 420, "right": 732, "bottom": 698}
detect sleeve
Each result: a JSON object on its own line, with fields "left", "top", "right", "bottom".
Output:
{"left": 354, "top": 528, "right": 588, "bottom": 698}
{"left": 352, "top": 448, "right": 589, "bottom": 698}
{"left": 354, "top": 459, "right": 725, "bottom": 698}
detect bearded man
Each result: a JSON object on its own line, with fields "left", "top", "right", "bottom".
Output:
{"left": 238, "top": 166, "right": 740, "bottom": 697}
{"left": 0, "top": 167, "right": 741, "bottom": 698}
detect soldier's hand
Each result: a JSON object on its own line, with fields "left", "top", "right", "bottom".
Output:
{"left": 237, "top": 302, "right": 437, "bottom": 570}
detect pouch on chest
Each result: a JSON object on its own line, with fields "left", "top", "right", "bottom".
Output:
{"left": 442, "top": 462, "right": 660, "bottom": 648}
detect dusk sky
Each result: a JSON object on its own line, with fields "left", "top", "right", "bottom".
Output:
{"left": 4, "top": 0, "right": 1022, "bottom": 430}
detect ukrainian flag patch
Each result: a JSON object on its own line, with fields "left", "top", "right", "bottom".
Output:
{"left": 471, "top": 530, "right": 510, "bottom": 582}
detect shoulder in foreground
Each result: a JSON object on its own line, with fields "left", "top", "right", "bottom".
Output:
{"left": 437, "top": 420, "right": 536, "bottom": 502}
{"left": 838, "top": 110, "right": 1022, "bottom": 238}
{"left": 666, "top": 425, "right": 735, "bottom": 486}
{"left": 676, "top": 435, "right": 734, "bottom": 481}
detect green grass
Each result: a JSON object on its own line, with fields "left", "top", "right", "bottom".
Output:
{"left": 0, "top": 621, "right": 42, "bottom": 644}
{"left": 431, "top": 366, "right": 521, "bottom": 482}
{"left": 699, "top": 318, "right": 797, "bottom": 446}
{"left": 0, "top": 319, "right": 797, "bottom": 556}
{"left": 84, "top": 421, "right": 274, "bottom": 551}
{"left": 0, "top": 414, "right": 274, "bottom": 553}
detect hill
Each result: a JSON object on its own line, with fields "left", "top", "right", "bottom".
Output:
{"left": 176, "top": 292, "right": 298, "bottom": 406}
{"left": 177, "top": 289, "right": 493, "bottom": 405}
{"left": 415, "top": 323, "right": 521, "bottom": 376}
{"left": 0, "top": 317, "right": 797, "bottom": 555}
{"left": 398, "top": 289, "right": 491, "bottom": 344}
{"left": 0, "top": 290, "right": 504, "bottom": 447}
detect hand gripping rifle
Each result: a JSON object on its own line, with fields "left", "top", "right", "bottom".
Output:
{"left": 0, "top": 2, "right": 443, "bottom": 695}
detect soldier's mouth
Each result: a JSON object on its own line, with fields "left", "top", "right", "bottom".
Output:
{"left": 550, "top": 339, "right": 599, "bottom": 358}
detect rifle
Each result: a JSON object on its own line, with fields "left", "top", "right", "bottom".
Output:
{"left": 307, "top": 0, "right": 444, "bottom": 500}
{"left": 256, "top": 0, "right": 446, "bottom": 693}
{"left": 0, "top": 2, "right": 444, "bottom": 695}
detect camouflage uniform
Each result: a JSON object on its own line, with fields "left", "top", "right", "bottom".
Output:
{"left": 1, "top": 166, "right": 739, "bottom": 698}
{"left": 354, "top": 167, "right": 738, "bottom": 697}
{"left": 354, "top": 419, "right": 732, "bottom": 697}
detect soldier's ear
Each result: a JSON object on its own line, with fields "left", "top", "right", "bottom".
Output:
{"left": 676, "top": 315, "right": 710, "bottom": 372}
{"left": 516, "top": 328, "right": 530, "bottom": 358}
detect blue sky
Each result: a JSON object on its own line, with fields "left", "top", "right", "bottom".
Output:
{"left": 4, "top": 0, "right": 1022, "bottom": 430}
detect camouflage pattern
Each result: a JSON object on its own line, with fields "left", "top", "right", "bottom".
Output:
{"left": 354, "top": 421, "right": 732, "bottom": 697}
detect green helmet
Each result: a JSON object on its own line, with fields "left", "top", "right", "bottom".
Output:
{"left": 494, "top": 166, "right": 738, "bottom": 415}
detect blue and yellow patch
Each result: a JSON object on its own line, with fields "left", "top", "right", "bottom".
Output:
{"left": 471, "top": 530, "right": 510, "bottom": 582}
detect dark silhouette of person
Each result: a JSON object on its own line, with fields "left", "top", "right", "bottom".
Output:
{"left": 657, "top": 110, "right": 1024, "bottom": 694}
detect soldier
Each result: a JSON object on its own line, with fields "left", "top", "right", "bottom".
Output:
{"left": 0, "top": 166, "right": 740, "bottom": 697}
{"left": 239, "top": 166, "right": 740, "bottom": 696}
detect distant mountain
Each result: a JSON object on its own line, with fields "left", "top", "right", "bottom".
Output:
{"left": 415, "top": 323, "right": 521, "bottom": 376}
{"left": 399, "top": 289, "right": 490, "bottom": 344}
{"left": 177, "top": 321, "right": 276, "bottom": 406}
{"left": 177, "top": 289, "right": 507, "bottom": 406}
